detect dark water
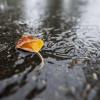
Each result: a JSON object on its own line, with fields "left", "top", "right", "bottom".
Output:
{"left": 0, "top": 0, "right": 100, "bottom": 100}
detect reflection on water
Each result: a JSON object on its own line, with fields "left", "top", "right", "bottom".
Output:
{"left": 0, "top": 0, "right": 8, "bottom": 11}
{"left": 77, "top": 0, "right": 100, "bottom": 41}
{"left": 21, "top": 0, "right": 48, "bottom": 31}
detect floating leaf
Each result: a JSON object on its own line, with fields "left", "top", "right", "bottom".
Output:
{"left": 16, "top": 35, "right": 44, "bottom": 52}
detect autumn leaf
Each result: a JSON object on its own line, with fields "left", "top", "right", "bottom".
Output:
{"left": 16, "top": 35, "right": 44, "bottom": 53}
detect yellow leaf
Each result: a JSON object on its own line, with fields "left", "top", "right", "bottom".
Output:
{"left": 16, "top": 35, "right": 44, "bottom": 53}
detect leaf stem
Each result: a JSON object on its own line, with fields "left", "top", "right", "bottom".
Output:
{"left": 36, "top": 52, "right": 44, "bottom": 70}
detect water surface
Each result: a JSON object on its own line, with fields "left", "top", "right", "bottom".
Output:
{"left": 0, "top": 0, "right": 100, "bottom": 100}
